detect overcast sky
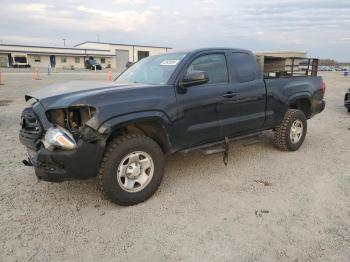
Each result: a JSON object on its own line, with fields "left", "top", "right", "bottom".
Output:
{"left": 1, "top": 0, "right": 349, "bottom": 61}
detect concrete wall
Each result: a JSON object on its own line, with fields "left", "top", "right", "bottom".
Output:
{"left": 11, "top": 54, "right": 114, "bottom": 69}
{"left": 26, "top": 55, "right": 85, "bottom": 69}
{"left": 27, "top": 55, "right": 51, "bottom": 68}
{"left": 56, "top": 56, "right": 84, "bottom": 69}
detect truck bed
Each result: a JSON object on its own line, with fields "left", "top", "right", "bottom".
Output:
{"left": 263, "top": 75, "right": 324, "bottom": 129}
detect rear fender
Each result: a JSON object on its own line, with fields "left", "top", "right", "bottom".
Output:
{"left": 287, "top": 92, "right": 312, "bottom": 107}
{"left": 287, "top": 92, "right": 312, "bottom": 118}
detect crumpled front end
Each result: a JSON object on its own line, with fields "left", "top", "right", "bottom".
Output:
{"left": 19, "top": 102, "right": 106, "bottom": 182}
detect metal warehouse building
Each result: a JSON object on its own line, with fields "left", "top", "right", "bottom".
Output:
{"left": 0, "top": 42, "right": 171, "bottom": 71}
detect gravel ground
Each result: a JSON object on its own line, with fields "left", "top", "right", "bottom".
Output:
{"left": 0, "top": 71, "right": 349, "bottom": 261}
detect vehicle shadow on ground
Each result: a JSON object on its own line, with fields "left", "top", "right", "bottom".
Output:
{"left": 29, "top": 132, "right": 276, "bottom": 207}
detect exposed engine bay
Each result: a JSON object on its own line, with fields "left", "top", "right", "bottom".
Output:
{"left": 46, "top": 106, "right": 96, "bottom": 136}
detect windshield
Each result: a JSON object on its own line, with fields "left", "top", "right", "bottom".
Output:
{"left": 116, "top": 52, "right": 187, "bottom": 85}
{"left": 89, "top": 60, "right": 98, "bottom": 65}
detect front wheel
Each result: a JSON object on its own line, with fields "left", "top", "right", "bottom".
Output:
{"left": 98, "top": 134, "right": 164, "bottom": 206}
{"left": 273, "top": 109, "right": 307, "bottom": 151}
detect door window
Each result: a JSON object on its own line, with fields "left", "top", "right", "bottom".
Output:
{"left": 187, "top": 54, "right": 229, "bottom": 84}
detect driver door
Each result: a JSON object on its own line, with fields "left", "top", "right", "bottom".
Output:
{"left": 175, "top": 52, "right": 233, "bottom": 148}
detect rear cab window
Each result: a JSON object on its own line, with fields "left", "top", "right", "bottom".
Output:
{"left": 231, "top": 52, "right": 260, "bottom": 83}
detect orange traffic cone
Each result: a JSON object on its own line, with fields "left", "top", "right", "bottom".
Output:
{"left": 35, "top": 68, "right": 41, "bottom": 80}
{"left": 108, "top": 70, "right": 113, "bottom": 81}
{"left": 0, "top": 69, "right": 4, "bottom": 85}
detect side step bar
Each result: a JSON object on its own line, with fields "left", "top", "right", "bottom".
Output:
{"left": 180, "top": 132, "right": 263, "bottom": 165}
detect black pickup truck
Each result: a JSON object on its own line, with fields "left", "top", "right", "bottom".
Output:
{"left": 19, "top": 48, "right": 326, "bottom": 205}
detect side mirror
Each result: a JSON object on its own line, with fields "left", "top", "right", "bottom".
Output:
{"left": 181, "top": 70, "right": 209, "bottom": 88}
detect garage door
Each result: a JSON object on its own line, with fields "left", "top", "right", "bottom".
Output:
{"left": 115, "top": 50, "right": 129, "bottom": 72}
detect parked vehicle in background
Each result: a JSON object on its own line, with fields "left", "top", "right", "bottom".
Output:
{"left": 126, "top": 62, "right": 135, "bottom": 68}
{"left": 344, "top": 88, "right": 350, "bottom": 112}
{"left": 19, "top": 48, "right": 326, "bottom": 206}
{"left": 318, "top": 66, "right": 333, "bottom": 71}
{"left": 335, "top": 67, "right": 345, "bottom": 71}
{"left": 12, "top": 53, "right": 31, "bottom": 68}
{"left": 85, "top": 59, "right": 102, "bottom": 70}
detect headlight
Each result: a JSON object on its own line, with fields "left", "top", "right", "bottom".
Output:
{"left": 42, "top": 126, "right": 77, "bottom": 150}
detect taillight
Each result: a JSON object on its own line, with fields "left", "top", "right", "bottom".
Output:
{"left": 322, "top": 81, "right": 326, "bottom": 95}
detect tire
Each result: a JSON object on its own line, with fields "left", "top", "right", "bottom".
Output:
{"left": 273, "top": 109, "right": 307, "bottom": 151}
{"left": 347, "top": 108, "right": 350, "bottom": 113}
{"left": 98, "top": 134, "right": 164, "bottom": 206}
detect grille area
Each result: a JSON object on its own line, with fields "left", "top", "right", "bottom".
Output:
{"left": 19, "top": 106, "right": 43, "bottom": 149}
{"left": 20, "top": 107, "right": 41, "bottom": 134}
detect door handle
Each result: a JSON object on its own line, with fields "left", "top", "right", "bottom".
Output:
{"left": 222, "top": 92, "right": 237, "bottom": 99}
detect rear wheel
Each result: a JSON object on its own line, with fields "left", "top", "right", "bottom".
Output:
{"left": 274, "top": 109, "right": 307, "bottom": 151}
{"left": 98, "top": 134, "right": 164, "bottom": 206}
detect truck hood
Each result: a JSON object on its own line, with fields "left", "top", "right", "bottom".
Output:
{"left": 25, "top": 80, "right": 158, "bottom": 109}
{"left": 25, "top": 81, "right": 133, "bottom": 102}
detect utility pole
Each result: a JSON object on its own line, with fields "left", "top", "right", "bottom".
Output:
{"left": 62, "top": 38, "right": 66, "bottom": 47}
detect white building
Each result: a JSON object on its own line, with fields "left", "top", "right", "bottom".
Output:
{"left": 0, "top": 41, "right": 171, "bottom": 70}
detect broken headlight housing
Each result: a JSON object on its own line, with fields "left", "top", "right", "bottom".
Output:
{"left": 42, "top": 126, "right": 77, "bottom": 150}
{"left": 43, "top": 106, "right": 97, "bottom": 150}
{"left": 46, "top": 106, "right": 96, "bottom": 136}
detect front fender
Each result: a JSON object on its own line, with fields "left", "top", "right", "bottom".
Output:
{"left": 96, "top": 111, "right": 171, "bottom": 135}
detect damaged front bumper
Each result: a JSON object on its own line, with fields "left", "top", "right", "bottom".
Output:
{"left": 19, "top": 103, "right": 105, "bottom": 182}
{"left": 26, "top": 140, "right": 105, "bottom": 182}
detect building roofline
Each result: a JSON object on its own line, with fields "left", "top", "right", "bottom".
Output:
{"left": 262, "top": 55, "right": 316, "bottom": 59}
{"left": 255, "top": 50, "right": 307, "bottom": 54}
{"left": 0, "top": 43, "right": 110, "bottom": 52}
{"left": 74, "top": 41, "right": 172, "bottom": 49}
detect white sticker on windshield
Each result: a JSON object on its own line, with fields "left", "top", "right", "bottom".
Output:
{"left": 160, "top": 60, "right": 180, "bottom": 66}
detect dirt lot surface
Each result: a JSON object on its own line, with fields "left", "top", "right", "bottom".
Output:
{"left": 0, "top": 71, "right": 349, "bottom": 261}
